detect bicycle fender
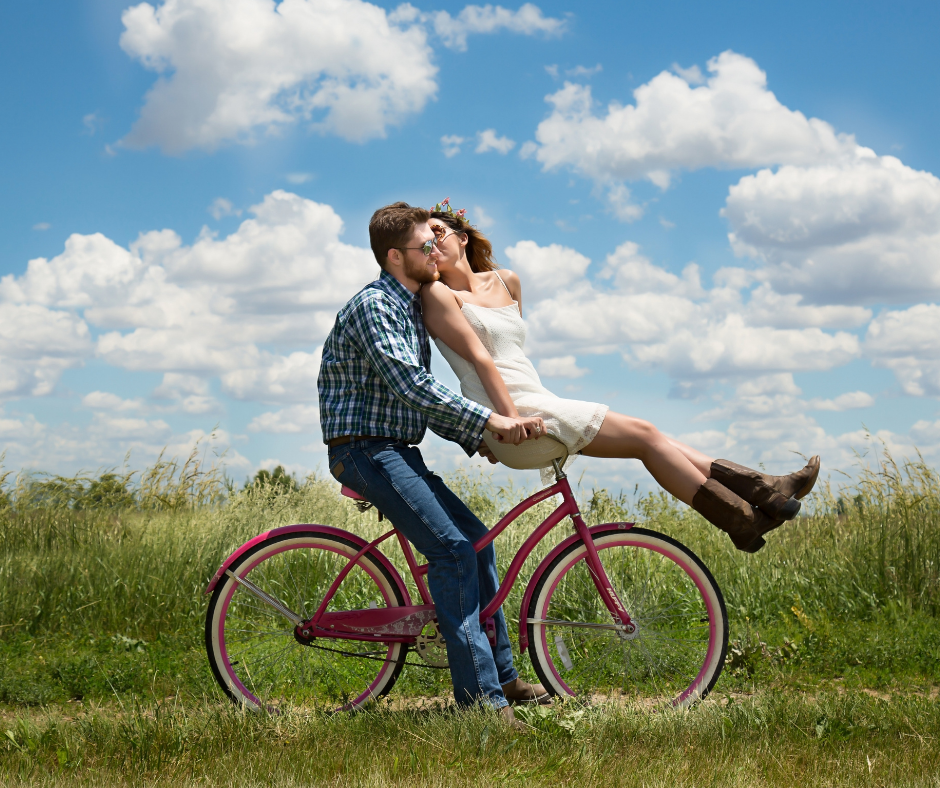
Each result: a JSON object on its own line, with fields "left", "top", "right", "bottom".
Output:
{"left": 204, "top": 523, "right": 412, "bottom": 604}
{"left": 517, "top": 522, "right": 633, "bottom": 652}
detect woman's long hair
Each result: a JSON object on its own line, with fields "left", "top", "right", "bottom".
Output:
{"left": 429, "top": 211, "right": 499, "bottom": 273}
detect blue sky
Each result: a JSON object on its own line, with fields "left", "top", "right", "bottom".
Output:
{"left": 2, "top": 0, "right": 939, "bottom": 492}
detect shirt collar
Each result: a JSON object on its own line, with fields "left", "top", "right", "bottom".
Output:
{"left": 377, "top": 269, "right": 420, "bottom": 308}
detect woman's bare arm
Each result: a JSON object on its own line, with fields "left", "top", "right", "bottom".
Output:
{"left": 421, "top": 281, "right": 520, "bottom": 418}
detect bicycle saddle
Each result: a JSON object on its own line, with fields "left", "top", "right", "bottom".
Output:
{"left": 340, "top": 485, "right": 366, "bottom": 501}
{"left": 481, "top": 431, "right": 569, "bottom": 471}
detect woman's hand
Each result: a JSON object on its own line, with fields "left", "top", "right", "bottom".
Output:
{"left": 486, "top": 413, "right": 545, "bottom": 444}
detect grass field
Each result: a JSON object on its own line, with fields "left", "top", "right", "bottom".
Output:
{"left": 2, "top": 446, "right": 940, "bottom": 785}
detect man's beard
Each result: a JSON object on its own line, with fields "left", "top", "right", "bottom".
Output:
{"left": 405, "top": 256, "right": 440, "bottom": 284}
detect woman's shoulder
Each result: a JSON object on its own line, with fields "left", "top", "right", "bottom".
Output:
{"left": 421, "top": 280, "right": 461, "bottom": 307}
{"left": 490, "top": 268, "right": 522, "bottom": 299}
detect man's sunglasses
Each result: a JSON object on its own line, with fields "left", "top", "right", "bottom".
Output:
{"left": 398, "top": 237, "right": 439, "bottom": 257}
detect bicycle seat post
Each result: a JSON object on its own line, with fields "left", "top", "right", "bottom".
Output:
{"left": 551, "top": 458, "right": 566, "bottom": 481}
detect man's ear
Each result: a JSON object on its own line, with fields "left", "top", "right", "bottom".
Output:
{"left": 385, "top": 248, "right": 402, "bottom": 268}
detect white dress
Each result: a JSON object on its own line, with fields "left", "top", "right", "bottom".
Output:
{"left": 433, "top": 276, "right": 608, "bottom": 481}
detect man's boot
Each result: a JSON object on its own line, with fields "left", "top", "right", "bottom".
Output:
{"left": 501, "top": 677, "right": 551, "bottom": 706}
{"left": 691, "top": 478, "right": 784, "bottom": 553}
{"left": 709, "top": 456, "right": 820, "bottom": 520}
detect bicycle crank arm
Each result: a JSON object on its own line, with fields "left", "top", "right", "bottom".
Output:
{"left": 526, "top": 617, "right": 633, "bottom": 632}
{"left": 224, "top": 569, "right": 303, "bottom": 626}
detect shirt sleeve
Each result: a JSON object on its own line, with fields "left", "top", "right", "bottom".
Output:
{"left": 348, "top": 293, "right": 491, "bottom": 455}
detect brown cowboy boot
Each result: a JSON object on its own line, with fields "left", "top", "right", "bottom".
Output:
{"left": 767, "top": 455, "right": 821, "bottom": 500}
{"left": 691, "top": 478, "right": 783, "bottom": 553}
{"left": 501, "top": 677, "right": 552, "bottom": 706}
{"left": 709, "top": 456, "right": 820, "bottom": 520}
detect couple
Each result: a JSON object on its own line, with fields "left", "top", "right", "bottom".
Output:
{"left": 318, "top": 201, "right": 820, "bottom": 721}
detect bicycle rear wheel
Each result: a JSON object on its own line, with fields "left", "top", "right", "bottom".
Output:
{"left": 206, "top": 531, "right": 407, "bottom": 712}
{"left": 527, "top": 527, "right": 727, "bottom": 708}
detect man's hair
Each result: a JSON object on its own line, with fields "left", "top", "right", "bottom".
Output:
{"left": 369, "top": 202, "right": 430, "bottom": 268}
{"left": 429, "top": 211, "right": 499, "bottom": 273}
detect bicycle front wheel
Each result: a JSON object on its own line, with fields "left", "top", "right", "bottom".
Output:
{"left": 527, "top": 527, "right": 727, "bottom": 708}
{"left": 206, "top": 531, "right": 407, "bottom": 712}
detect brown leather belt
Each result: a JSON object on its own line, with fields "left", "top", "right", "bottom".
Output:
{"left": 328, "top": 435, "right": 411, "bottom": 448}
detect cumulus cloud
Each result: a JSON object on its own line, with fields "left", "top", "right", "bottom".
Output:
{"left": 510, "top": 240, "right": 860, "bottom": 382}
{"left": 537, "top": 355, "right": 588, "bottom": 379}
{"left": 503, "top": 240, "right": 590, "bottom": 300}
{"left": 475, "top": 129, "right": 516, "bottom": 154}
{"left": 119, "top": 0, "right": 564, "bottom": 153}
{"left": 807, "top": 391, "right": 875, "bottom": 411}
{"left": 120, "top": 0, "right": 439, "bottom": 152}
{"left": 82, "top": 391, "right": 145, "bottom": 412}
{"left": 0, "top": 302, "right": 92, "bottom": 399}
{"left": 426, "top": 3, "right": 565, "bottom": 52}
{"left": 529, "top": 51, "right": 854, "bottom": 186}
{"left": 248, "top": 403, "right": 320, "bottom": 434}
{"left": 208, "top": 197, "right": 241, "bottom": 220}
{"left": 0, "top": 191, "right": 371, "bottom": 410}
{"left": 223, "top": 349, "right": 323, "bottom": 403}
{"left": 865, "top": 304, "right": 940, "bottom": 397}
{"left": 725, "top": 153, "right": 940, "bottom": 304}
{"left": 441, "top": 134, "right": 466, "bottom": 157}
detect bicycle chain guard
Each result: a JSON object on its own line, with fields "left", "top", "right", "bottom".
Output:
{"left": 415, "top": 620, "right": 448, "bottom": 668}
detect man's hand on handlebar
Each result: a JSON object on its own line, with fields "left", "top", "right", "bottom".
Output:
{"left": 485, "top": 413, "right": 546, "bottom": 445}
{"left": 477, "top": 441, "right": 499, "bottom": 464}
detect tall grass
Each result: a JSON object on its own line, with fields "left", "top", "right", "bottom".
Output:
{"left": 1, "top": 445, "right": 939, "bottom": 701}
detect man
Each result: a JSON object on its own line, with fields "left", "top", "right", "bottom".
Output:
{"left": 318, "top": 202, "right": 548, "bottom": 724}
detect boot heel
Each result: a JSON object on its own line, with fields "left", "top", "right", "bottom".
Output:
{"left": 779, "top": 497, "right": 801, "bottom": 520}
{"left": 742, "top": 534, "right": 766, "bottom": 553}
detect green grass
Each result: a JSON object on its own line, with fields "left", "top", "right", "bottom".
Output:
{"left": 1, "top": 445, "right": 940, "bottom": 784}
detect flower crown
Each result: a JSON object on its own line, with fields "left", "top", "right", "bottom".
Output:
{"left": 429, "top": 197, "right": 469, "bottom": 224}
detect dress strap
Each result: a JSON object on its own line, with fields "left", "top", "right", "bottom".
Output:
{"left": 493, "top": 271, "right": 513, "bottom": 299}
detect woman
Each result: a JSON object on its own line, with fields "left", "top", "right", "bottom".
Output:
{"left": 420, "top": 201, "right": 820, "bottom": 554}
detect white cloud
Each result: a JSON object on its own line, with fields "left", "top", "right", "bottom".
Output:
{"left": 286, "top": 172, "right": 314, "bottom": 184}
{"left": 32, "top": 223, "right": 51, "bottom": 231}
{"left": 475, "top": 129, "right": 516, "bottom": 154}
{"left": 0, "top": 192, "right": 372, "bottom": 410}
{"left": 120, "top": 0, "right": 439, "bottom": 152}
{"left": 566, "top": 64, "right": 602, "bottom": 78}
{"left": 544, "top": 64, "right": 558, "bottom": 78}
{"left": 725, "top": 153, "right": 940, "bottom": 304}
{"left": 83, "top": 391, "right": 145, "bottom": 412}
{"left": 223, "top": 349, "right": 323, "bottom": 403}
{"left": 0, "top": 302, "right": 92, "bottom": 399}
{"left": 865, "top": 304, "right": 940, "bottom": 397}
{"left": 248, "top": 404, "right": 320, "bottom": 434}
{"left": 807, "top": 391, "right": 875, "bottom": 411}
{"left": 208, "top": 197, "right": 241, "bottom": 219}
{"left": 428, "top": 3, "right": 565, "bottom": 52}
{"left": 671, "top": 63, "right": 704, "bottom": 85}
{"left": 472, "top": 205, "right": 494, "bottom": 229}
{"left": 83, "top": 112, "right": 105, "bottom": 135}
{"left": 530, "top": 51, "right": 853, "bottom": 185}
{"left": 441, "top": 134, "right": 466, "bottom": 158}
{"left": 744, "top": 284, "right": 872, "bottom": 329}
{"left": 152, "top": 373, "right": 217, "bottom": 413}
{"left": 538, "top": 355, "right": 588, "bottom": 379}
{"left": 511, "top": 240, "right": 860, "bottom": 382}
{"left": 503, "top": 240, "right": 591, "bottom": 300}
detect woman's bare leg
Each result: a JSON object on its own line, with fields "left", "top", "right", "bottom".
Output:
{"left": 581, "top": 412, "right": 706, "bottom": 505}
{"left": 666, "top": 438, "right": 714, "bottom": 478}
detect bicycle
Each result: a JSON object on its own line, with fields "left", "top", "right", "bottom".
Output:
{"left": 205, "top": 454, "right": 728, "bottom": 712}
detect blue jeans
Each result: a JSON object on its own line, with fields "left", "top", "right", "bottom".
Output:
{"left": 328, "top": 438, "right": 517, "bottom": 708}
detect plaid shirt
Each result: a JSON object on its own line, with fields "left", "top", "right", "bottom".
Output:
{"left": 318, "top": 271, "right": 491, "bottom": 456}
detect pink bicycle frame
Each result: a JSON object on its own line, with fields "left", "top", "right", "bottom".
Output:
{"left": 297, "top": 467, "right": 633, "bottom": 643}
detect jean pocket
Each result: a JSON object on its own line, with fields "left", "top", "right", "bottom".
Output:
{"left": 330, "top": 451, "right": 367, "bottom": 495}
